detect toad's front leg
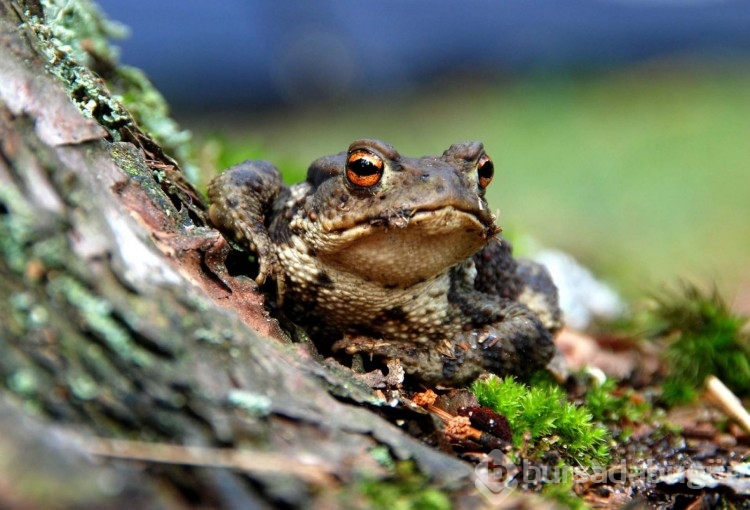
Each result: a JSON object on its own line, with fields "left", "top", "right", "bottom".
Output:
{"left": 208, "top": 160, "right": 287, "bottom": 285}
{"left": 473, "top": 238, "right": 562, "bottom": 333}
{"left": 451, "top": 296, "right": 557, "bottom": 380}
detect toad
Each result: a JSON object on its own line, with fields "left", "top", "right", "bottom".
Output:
{"left": 208, "top": 139, "right": 561, "bottom": 384}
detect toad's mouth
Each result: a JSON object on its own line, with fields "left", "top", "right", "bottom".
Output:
{"left": 315, "top": 206, "right": 498, "bottom": 288}
{"left": 321, "top": 201, "right": 497, "bottom": 235}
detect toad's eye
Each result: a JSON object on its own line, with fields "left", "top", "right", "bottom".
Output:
{"left": 477, "top": 154, "right": 494, "bottom": 189}
{"left": 346, "top": 150, "right": 384, "bottom": 188}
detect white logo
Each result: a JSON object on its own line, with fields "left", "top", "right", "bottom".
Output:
{"left": 474, "top": 449, "right": 519, "bottom": 505}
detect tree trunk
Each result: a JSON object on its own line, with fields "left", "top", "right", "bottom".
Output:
{"left": 0, "top": 1, "right": 474, "bottom": 507}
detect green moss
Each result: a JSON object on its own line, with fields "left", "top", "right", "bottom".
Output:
{"left": 584, "top": 378, "right": 652, "bottom": 439}
{"left": 357, "top": 462, "right": 451, "bottom": 510}
{"left": 648, "top": 285, "right": 750, "bottom": 406}
{"left": 471, "top": 376, "right": 610, "bottom": 466}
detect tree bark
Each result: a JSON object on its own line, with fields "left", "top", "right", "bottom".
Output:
{"left": 0, "top": 2, "right": 474, "bottom": 507}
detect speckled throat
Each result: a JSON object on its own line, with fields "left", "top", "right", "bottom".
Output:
{"left": 315, "top": 206, "right": 493, "bottom": 288}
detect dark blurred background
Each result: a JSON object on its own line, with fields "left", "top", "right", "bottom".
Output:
{"left": 97, "top": 0, "right": 750, "bottom": 307}
{"left": 99, "top": 0, "right": 750, "bottom": 109}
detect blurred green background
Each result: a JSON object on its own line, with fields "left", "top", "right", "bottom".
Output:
{"left": 186, "top": 64, "right": 750, "bottom": 307}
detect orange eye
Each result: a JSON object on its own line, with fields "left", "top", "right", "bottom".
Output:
{"left": 477, "top": 154, "right": 494, "bottom": 189}
{"left": 346, "top": 150, "right": 384, "bottom": 188}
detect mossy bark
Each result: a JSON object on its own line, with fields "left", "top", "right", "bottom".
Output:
{"left": 0, "top": 2, "right": 472, "bottom": 507}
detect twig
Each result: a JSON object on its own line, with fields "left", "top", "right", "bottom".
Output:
{"left": 85, "top": 437, "right": 337, "bottom": 486}
{"left": 705, "top": 375, "right": 750, "bottom": 434}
